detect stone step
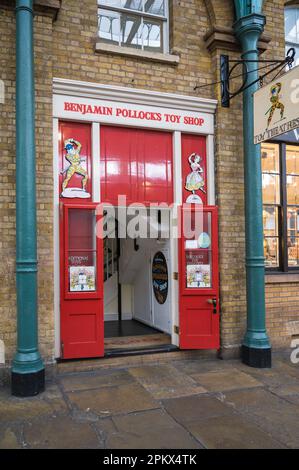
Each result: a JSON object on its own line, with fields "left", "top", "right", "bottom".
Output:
{"left": 56, "top": 348, "right": 219, "bottom": 375}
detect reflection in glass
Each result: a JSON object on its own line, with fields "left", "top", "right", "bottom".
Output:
{"left": 287, "top": 175, "right": 299, "bottom": 205}
{"left": 143, "top": 19, "right": 163, "bottom": 52}
{"left": 261, "top": 143, "right": 280, "bottom": 173}
{"left": 288, "top": 237, "right": 299, "bottom": 267}
{"left": 68, "top": 209, "right": 97, "bottom": 292}
{"left": 287, "top": 208, "right": 299, "bottom": 239}
{"left": 285, "top": 8, "right": 299, "bottom": 43}
{"left": 263, "top": 206, "right": 278, "bottom": 237}
{"left": 185, "top": 250, "right": 212, "bottom": 288}
{"left": 98, "top": 9, "right": 120, "bottom": 44}
{"left": 144, "top": 0, "right": 165, "bottom": 15}
{"left": 68, "top": 209, "right": 96, "bottom": 250}
{"left": 121, "top": 14, "right": 142, "bottom": 48}
{"left": 286, "top": 145, "right": 299, "bottom": 175}
{"left": 183, "top": 211, "right": 211, "bottom": 245}
{"left": 99, "top": 0, "right": 142, "bottom": 10}
{"left": 262, "top": 174, "right": 280, "bottom": 204}
{"left": 264, "top": 237, "right": 279, "bottom": 267}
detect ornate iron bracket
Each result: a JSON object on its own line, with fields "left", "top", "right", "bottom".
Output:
{"left": 220, "top": 48, "right": 295, "bottom": 107}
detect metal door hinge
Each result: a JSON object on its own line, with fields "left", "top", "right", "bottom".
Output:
{"left": 60, "top": 342, "right": 64, "bottom": 358}
{"left": 173, "top": 272, "right": 178, "bottom": 281}
{"left": 174, "top": 325, "right": 179, "bottom": 334}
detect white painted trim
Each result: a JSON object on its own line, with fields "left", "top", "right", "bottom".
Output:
{"left": 92, "top": 123, "right": 101, "bottom": 202}
{"left": 207, "top": 134, "right": 216, "bottom": 205}
{"left": 53, "top": 78, "right": 218, "bottom": 115}
{"left": 170, "top": 205, "right": 179, "bottom": 347}
{"left": 53, "top": 118, "right": 60, "bottom": 359}
{"left": 173, "top": 132, "right": 182, "bottom": 206}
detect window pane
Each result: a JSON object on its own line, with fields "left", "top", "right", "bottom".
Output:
{"left": 185, "top": 250, "right": 212, "bottom": 288}
{"left": 69, "top": 254, "right": 97, "bottom": 292}
{"left": 99, "top": 0, "right": 143, "bottom": 10}
{"left": 285, "top": 8, "right": 298, "bottom": 42}
{"left": 264, "top": 237, "right": 279, "bottom": 267}
{"left": 120, "top": 13, "right": 142, "bottom": 48}
{"left": 142, "top": 18, "right": 163, "bottom": 52}
{"left": 262, "top": 174, "right": 280, "bottom": 204}
{"left": 286, "top": 145, "right": 299, "bottom": 175}
{"left": 144, "top": 0, "right": 165, "bottom": 15}
{"left": 287, "top": 175, "right": 299, "bottom": 205}
{"left": 261, "top": 143, "right": 279, "bottom": 173}
{"left": 287, "top": 207, "right": 299, "bottom": 238}
{"left": 288, "top": 238, "right": 299, "bottom": 267}
{"left": 263, "top": 206, "right": 278, "bottom": 237}
{"left": 68, "top": 209, "right": 96, "bottom": 250}
{"left": 98, "top": 9, "right": 120, "bottom": 44}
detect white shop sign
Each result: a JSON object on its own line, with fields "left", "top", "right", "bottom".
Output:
{"left": 53, "top": 94, "right": 214, "bottom": 134}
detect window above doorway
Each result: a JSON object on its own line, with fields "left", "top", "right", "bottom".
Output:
{"left": 285, "top": 6, "right": 299, "bottom": 66}
{"left": 97, "top": 0, "right": 169, "bottom": 54}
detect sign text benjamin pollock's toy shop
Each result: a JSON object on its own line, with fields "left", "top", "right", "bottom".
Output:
{"left": 63, "top": 101, "right": 205, "bottom": 127}
{"left": 53, "top": 94, "right": 213, "bottom": 134}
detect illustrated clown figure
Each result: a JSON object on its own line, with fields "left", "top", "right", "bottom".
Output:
{"left": 61, "top": 138, "right": 88, "bottom": 193}
{"left": 266, "top": 82, "right": 285, "bottom": 128}
{"left": 185, "top": 153, "right": 206, "bottom": 196}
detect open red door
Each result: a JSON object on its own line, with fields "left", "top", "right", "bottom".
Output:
{"left": 60, "top": 203, "right": 104, "bottom": 359}
{"left": 179, "top": 206, "right": 220, "bottom": 349}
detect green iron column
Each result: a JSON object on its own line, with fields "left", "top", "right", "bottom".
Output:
{"left": 12, "top": 0, "right": 45, "bottom": 396}
{"left": 233, "top": 6, "right": 272, "bottom": 367}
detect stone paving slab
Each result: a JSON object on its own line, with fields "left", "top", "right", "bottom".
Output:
{"left": 220, "top": 388, "right": 299, "bottom": 448}
{"left": 0, "top": 392, "right": 67, "bottom": 423}
{"left": 66, "top": 382, "right": 159, "bottom": 418}
{"left": 128, "top": 364, "right": 207, "bottom": 399}
{"left": 190, "top": 368, "right": 262, "bottom": 392}
{"left": 162, "top": 395, "right": 234, "bottom": 424}
{"left": 59, "top": 369, "right": 134, "bottom": 392}
{"left": 101, "top": 409, "right": 203, "bottom": 449}
{"left": 0, "top": 427, "right": 22, "bottom": 449}
{"left": 185, "top": 413, "right": 285, "bottom": 449}
{"left": 23, "top": 416, "right": 101, "bottom": 449}
{"left": 173, "top": 359, "right": 234, "bottom": 376}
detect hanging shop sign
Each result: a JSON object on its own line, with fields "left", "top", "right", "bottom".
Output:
{"left": 254, "top": 65, "right": 299, "bottom": 144}
{"left": 152, "top": 252, "right": 168, "bottom": 305}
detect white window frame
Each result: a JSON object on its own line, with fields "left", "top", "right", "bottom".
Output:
{"left": 97, "top": 0, "right": 169, "bottom": 54}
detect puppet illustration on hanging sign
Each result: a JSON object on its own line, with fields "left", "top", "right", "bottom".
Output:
{"left": 265, "top": 82, "right": 285, "bottom": 129}
{"left": 185, "top": 153, "right": 206, "bottom": 204}
{"left": 60, "top": 138, "right": 91, "bottom": 198}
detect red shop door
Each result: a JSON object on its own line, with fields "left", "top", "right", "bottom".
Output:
{"left": 60, "top": 203, "right": 104, "bottom": 359}
{"left": 179, "top": 206, "right": 220, "bottom": 349}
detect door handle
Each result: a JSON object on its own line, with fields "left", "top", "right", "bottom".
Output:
{"left": 207, "top": 298, "right": 217, "bottom": 314}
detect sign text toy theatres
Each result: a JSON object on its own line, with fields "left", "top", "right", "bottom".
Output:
{"left": 254, "top": 65, "right": 299, "bottom": 144}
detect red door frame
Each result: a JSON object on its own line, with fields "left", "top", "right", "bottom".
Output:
{"left": 179, "top": 205, "right": 220, "bottom": 350}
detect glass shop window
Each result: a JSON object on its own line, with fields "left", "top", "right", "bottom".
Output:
{"left": 184, "top": 211, "right": 213, "bottom": 289}
{"left": 68, "top": 209, "right": 97, "bottom": 292}
{"left": 262, "top": 142, "right": 299, "bottom": 271}
{"left": 97, "top": 0, "right": 169, "bottom": 53}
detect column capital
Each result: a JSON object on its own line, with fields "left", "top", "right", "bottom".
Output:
{"left": 233, "top": 12, "right": 266, "bottom": 39}
{"left": 233, "top": 13, "right": 266, "bottom": 53}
